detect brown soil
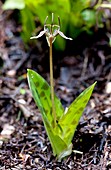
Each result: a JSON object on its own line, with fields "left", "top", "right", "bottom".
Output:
{"left": 0, "top": 6, "right": 111, "bottom": 170}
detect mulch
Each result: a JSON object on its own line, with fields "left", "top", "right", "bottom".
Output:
{"left": 0, "top": 5, "right": 111, "bottom": 170}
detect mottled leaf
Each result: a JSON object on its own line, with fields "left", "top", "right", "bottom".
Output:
{"left": 45, "top": 124, "right": 72, "bottom": 161}
{"left": 58, "top": 82, "right": 96, "bottom": 145}
{"left": 27, "top": 69, "right": 72, "bottom": 160}
{"left": 27, "top": 69, "right": 64, "bottom": 126}
{"left": 27, "top": 69, "right": 96, "bottom": 160}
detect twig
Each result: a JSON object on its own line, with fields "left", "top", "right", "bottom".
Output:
{"left": 102, "top": 141, "right": 108, "bottom": 170}
{"left": 81, "top": 51, "right": 88, "bottom": 77}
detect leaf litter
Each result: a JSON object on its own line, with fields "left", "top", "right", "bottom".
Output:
{"left": 0, "top": 8, "right": 111, "bottom": 170}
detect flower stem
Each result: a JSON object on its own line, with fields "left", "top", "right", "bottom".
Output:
{"left": 49, "top": 36, "right": 56, "bottom": 128}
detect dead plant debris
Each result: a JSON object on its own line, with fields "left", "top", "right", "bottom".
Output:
{"left": 0, "top": 7, "right": 111, "bottom": 170}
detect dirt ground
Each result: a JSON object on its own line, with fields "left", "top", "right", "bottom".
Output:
{"left": 0, "top": 6, "right": 111, "bottom": 170}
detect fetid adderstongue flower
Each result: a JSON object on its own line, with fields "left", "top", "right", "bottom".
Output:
{"left": 30, "top": 13, "right": 72, "bottom": 46}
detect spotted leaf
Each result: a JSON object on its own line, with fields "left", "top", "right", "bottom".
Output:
{"left": 58, "top": 82, "right": 96, "bottom": 145}
{"left": 27, "top": 69, "right": 72, "bottom": 160}
{"left": 27, "top": 69, "right": 64, "bottom": 126}
{"left": 27, "top": 69, "right": 96, "bottom": 161}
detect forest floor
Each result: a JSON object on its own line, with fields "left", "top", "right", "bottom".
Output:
{"left": 0, "top": 7, "right": 111, "bottom": 170}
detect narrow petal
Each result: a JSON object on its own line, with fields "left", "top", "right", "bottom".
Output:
{"left": 53, "top": 29, "right": 59, "bottom": 37}
{"left": 58, "top": 30, "right": 73, "bottom": 40}
{"left": 30, "top": 30, "right": 46, "bottom": 39}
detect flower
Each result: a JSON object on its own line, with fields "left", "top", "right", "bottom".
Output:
{"left": 30, "top": 13, "right": 72, "bottom": 46}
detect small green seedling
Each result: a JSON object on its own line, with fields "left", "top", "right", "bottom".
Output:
{"left": 27, "top": 13, "right": 96, "bottom": 161}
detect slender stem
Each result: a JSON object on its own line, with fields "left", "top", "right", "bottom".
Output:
{"left": 49, "top": 36, "right": 56, "bottom": 127}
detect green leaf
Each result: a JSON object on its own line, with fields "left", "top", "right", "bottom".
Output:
{"left": 27, "top": 69, "right": 72, "bottom": 160}
{"left": 27, "top": 69, "right": 96, "bottom": 160}
{"left": 45, "top": 124, "right": 72, "bottom": 161}
{"left": 2, "top": 0, "right": 25, "bottom": 10}
{"left": 82, "top": 10, "right": 96, "bottom": 27}
{"left": 20, "top": 6, "right": 36, "bottom": 43}
{"left": 58, "top": 82, "right": 96, "bottom": 145}
{"left": 41, "top": 113, "right": 72, "bottom": 161}
{"left": 27, "top": 69, "right": 64, "bottom": 126}
{"left": 71, "top": 0, "right": 90, "bottom": 12}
